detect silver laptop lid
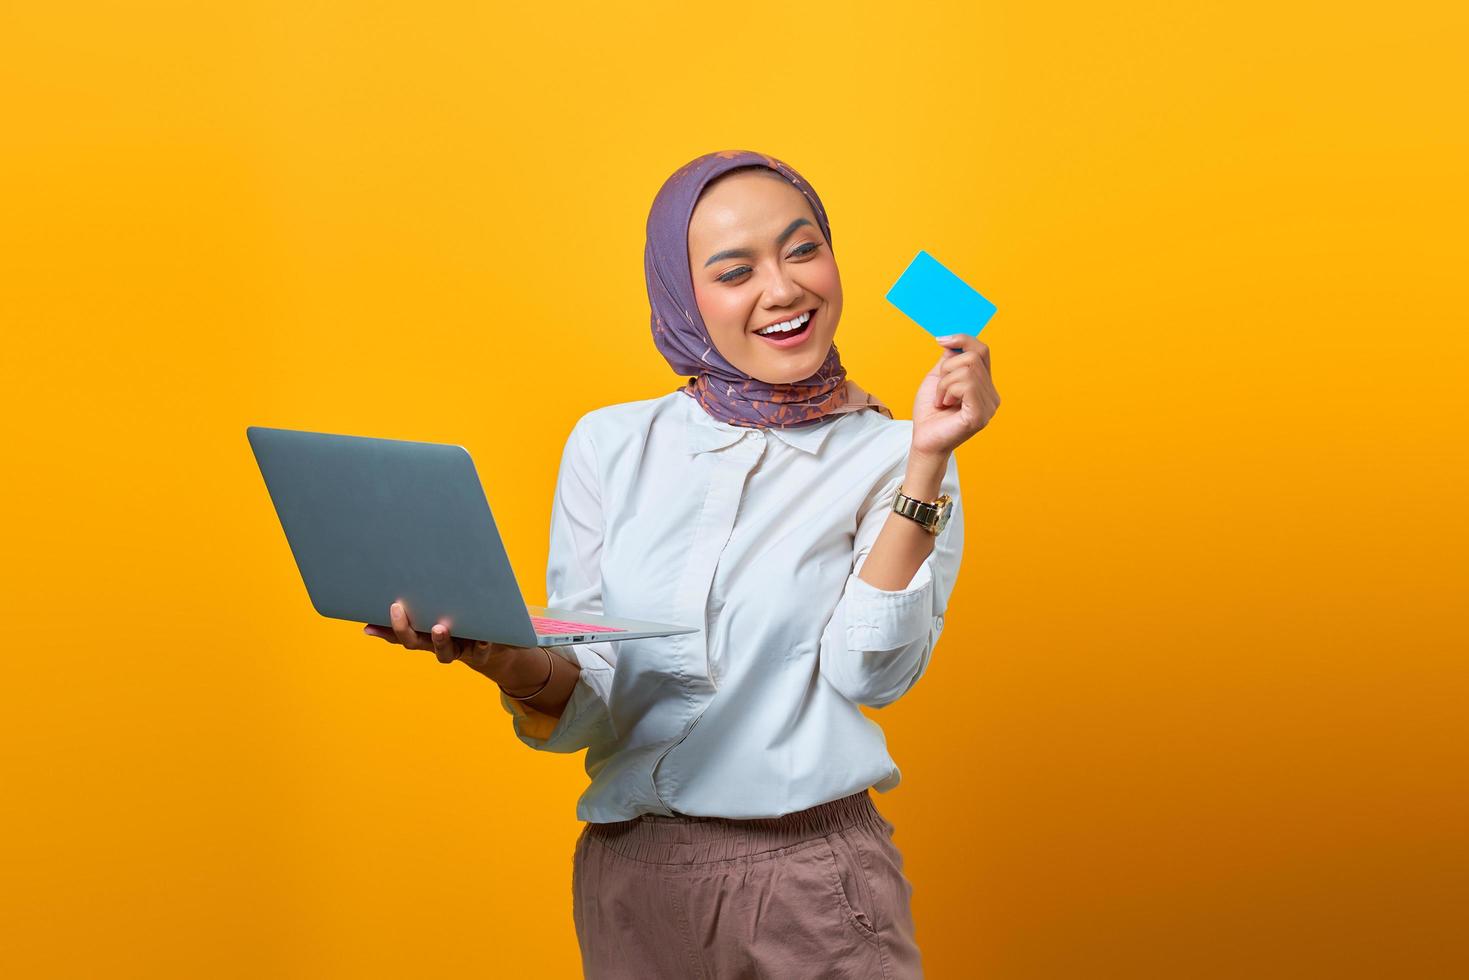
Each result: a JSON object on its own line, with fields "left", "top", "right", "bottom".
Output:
{"left": 247, "top": 425, "right": 541, "bottom": 647}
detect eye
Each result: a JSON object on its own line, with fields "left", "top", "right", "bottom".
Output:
{"left": 714, "top": 243, "right": 820, "bottom": 284}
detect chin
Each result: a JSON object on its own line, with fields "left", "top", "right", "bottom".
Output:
{"left": 754, "top": 353, "right": 829, "bottom": 385}
{"left": 737, "top": 324, "right": 836, "bottom": 384}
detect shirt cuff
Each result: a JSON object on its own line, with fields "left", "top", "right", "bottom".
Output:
{"left": 497, "top": 646, "right": 612, "bottom": 752}
{"left": 844, "top": 556, "right": 936, "bottom": 652}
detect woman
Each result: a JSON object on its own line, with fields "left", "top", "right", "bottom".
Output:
{"left": 365, "top": 149, "right": 999, "bottom": 978}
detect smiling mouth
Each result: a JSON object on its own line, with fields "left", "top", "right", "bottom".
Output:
{"left": 752, "top": 307, "right": 816, "bottom": 342}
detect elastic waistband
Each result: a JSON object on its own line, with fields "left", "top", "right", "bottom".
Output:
{"left": 583, "top": 790, "right": 884, "bottom": 866}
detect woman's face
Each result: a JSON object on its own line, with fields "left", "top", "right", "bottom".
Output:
{"left": 687, "top": 170, "right": 843, "bottom": 385}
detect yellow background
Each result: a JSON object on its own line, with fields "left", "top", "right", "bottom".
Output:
{"left": 3, "top": 1, "right": 1465, "bottom": 976}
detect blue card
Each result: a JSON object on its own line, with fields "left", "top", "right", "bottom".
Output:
{"left": 884, "top": 250, "right": 997, "bottom": 343}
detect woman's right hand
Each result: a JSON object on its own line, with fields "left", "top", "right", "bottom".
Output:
{"left": 363, "top": 600, "right": 535, "bottom": 674}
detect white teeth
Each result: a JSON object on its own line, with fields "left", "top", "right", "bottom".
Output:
{"left": 756, "top": 310, "right": 812, "bottom": 336}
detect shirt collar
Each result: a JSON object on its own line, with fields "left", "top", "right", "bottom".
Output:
{"left": 680, "top": 392, "right": 845, "bottom": 457}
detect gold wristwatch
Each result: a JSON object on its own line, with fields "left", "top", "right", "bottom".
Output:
{"left": 892, "top": 485, "right": 953, "bottom": 536}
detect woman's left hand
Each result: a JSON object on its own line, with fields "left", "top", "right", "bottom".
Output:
{"left": 911, "top": 333, "right": 1000, "bottom": 458}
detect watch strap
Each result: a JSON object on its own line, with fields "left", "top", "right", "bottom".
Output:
{"left": 892, "top": 485, "right": 950, "bottom": 534}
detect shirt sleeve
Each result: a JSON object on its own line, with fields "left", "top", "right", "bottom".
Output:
{"left": 498, "top": 417, "right": 619, "bottom": 753}
{"left": 817, "top": 452, "right": 964, "bottom": 708}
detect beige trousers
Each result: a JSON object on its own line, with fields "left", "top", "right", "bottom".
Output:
{"left": 572, "top": 789, "right": 923, "bottom": 979}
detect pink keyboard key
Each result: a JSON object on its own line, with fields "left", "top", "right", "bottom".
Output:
{"left": 530, "top": 615, "right": 626, "bottom": 635}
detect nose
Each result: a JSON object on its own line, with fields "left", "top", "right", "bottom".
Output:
{"left": 761, "top": 260, "right": 802, "bottom": 308}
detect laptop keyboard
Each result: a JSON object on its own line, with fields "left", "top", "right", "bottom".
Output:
{"left": 531, "top": 615, "right": 626, "bottom": 635}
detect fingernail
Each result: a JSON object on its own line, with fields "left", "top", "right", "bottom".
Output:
{"left": 936, "top": 335, "right": 960, "bottom": 343}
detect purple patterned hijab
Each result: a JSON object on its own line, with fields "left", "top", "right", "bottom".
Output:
{"left": 645, "top": 149, "right": 893, "bottom": 429}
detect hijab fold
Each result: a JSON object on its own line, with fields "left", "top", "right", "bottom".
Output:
{"left": 645, "top": 149, "right": 894, "bottom": 429}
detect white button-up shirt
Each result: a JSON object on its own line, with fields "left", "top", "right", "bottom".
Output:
{"left": 499, "top": 390, "right": 964, "bottom": 823}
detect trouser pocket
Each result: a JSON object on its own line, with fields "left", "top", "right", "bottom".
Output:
{"left": 821, "top": 830, "right": 883, "bottom": 945}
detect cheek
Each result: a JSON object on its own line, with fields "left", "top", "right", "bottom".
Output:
{"left": 693, "top": 284, "right": 752, "bottom": 346}
{"left": 696, "top": 283, "right": 746, "bottom": 329}
{"left": 803, "top": 258, "right": 842, "bottom": 304}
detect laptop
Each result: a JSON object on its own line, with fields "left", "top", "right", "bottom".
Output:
{"left": 246, "top": 425, "right": 700, "bottom": 647}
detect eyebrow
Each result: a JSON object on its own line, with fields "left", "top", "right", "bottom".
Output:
{"left": 703, "top": 218, "right": 814, "bottom": 267}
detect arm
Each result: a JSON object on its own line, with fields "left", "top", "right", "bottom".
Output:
{"left": 491, "top": 417, "right": 618, "bottom": 752}
{"left": 817, "top": 451, "right": 964, "bottom": 708}
{"left": 856, "top": 450, "right": 949, "bottom": 591}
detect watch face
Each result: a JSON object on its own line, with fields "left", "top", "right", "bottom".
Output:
{"left": 934, "top": 500, "right": 953, "bottom": 534}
